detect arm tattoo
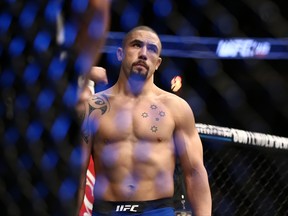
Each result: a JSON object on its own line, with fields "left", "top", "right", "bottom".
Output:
{"left": 89, "top": 94, "right": 110, "bottom": 116}
{"left": 82, "top": 132, "right": 89, "bottom": 144}
{"left": 82, "top": 94, "right": 110, "bottom": 144}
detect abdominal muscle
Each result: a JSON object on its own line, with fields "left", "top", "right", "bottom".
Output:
{"left": 92, "top": 139, "right": 176, "bottom": 201}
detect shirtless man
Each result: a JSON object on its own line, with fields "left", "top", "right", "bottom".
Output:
{"left": 77, "top": 26, "right": 212, "bottom": 216}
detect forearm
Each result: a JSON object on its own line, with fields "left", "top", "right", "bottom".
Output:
{"left": 185, "top": 167, "right": 212, "bottom": 216}
{"left": 76, "top": 177, "right": 87, "bottom": 215}
{"left": 75, "top": 84, "right": 95, "bottom": 214}
{"left": 74, "top": 0, "right": 110, "bottom": 68}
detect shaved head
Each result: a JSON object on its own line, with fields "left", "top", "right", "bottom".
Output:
{"left": 122, "top": 26, "right": 162, "bottom": 54}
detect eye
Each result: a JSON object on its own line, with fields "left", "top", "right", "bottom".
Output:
{"left": 132, "top": 42, "right": 141, "bottom": 48}
{"left": 148, "top": 45, "right": 158, "bottom": 53}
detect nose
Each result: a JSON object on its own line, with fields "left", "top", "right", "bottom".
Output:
{"left": 138, "top": 46, "right": 147, "bottom": 60}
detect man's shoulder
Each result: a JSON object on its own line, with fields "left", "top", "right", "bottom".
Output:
{"left": 157, "top": 90, "right": 188, "bottom": 106}
{"left": 90, "top": 88, "right": 112, "bottom": 100}
{"left": 87, "top": 89, "right": 112, "bottom": 110}
{"left": 156, "top": 89, "right": 194, "bottom": 117}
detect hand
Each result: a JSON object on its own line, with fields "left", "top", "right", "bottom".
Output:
{"left": 77, "top": 66, "right": 108, "bottom": 103}
{"left": 88, "top": 66, "right": 108, "bottom": 85}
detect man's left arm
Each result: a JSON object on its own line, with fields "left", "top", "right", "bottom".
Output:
{"left": 174, "top": 99, "right": 212, "bottom": 216}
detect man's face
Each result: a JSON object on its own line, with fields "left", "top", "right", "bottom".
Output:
{"left": 118, "top": 30, "right": 162, "bottom": 81}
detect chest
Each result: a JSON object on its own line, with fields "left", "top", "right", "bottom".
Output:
{"left": 94, "top": 99, "right": 175, "bottom": 142}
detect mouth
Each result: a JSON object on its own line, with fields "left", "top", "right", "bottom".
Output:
{"left": 133, "top": 61, "right": 149, "bottom": 70}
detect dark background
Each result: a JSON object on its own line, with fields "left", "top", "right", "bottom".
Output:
{"left": 97, "top": 4, "right": 288, "bottom": 214}
{"left": 98, "top": 0, "right": 288, "bottom": 138}
{"left": 1, "top": 0, "right": 288, "bottom": 215}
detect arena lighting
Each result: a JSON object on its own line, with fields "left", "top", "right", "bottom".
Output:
{"left": 103, "top": 32, "right": 288, "bottom": 59}
{"left": 171, "top": 76, "right": 182, "bottom": 92}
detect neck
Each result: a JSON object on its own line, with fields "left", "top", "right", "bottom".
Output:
{"left": 115, "top": 72, "right": 155, "bottom": 97}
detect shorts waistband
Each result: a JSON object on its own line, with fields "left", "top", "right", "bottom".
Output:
{"left": 92, "top": 197, "right": 174, "bottom": 214}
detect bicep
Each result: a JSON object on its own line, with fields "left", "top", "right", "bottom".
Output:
{"left": 173, "top": 104, "right": 204, "bottom": 175}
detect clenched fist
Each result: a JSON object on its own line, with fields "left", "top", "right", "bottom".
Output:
{"left": 78, "top": 66, "right": 108, "bottom": 103}
{"left": 88, "top": 66, "right": 108, "bottom": 85}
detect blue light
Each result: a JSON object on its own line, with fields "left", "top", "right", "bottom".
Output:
{"left": 199, "top": 134, "right": 232, "bottom": 142}
{"left": 36, "top": 89, "right": 55, "bottom": 111}
{"left": 34, "top": 31, "right": 51, "bottom": 53}
{"left": 45, "top": 1, "right": 62, "bottom": 23}
{"left": 19, "top": 3, "right": 38, "bottom": 28}
{"left": 26, "top": 121, "right": 43, "bottom": 143}
{"left": 48, "top": 57, "right": 67, "bottom": 81}
{"left": 153, "top": 0, "right": 172, "bottom": 17}
{"left": 74, "top": 53, "right": 93, "bottom": 75}
{"left": 51, "top": 115, "right": 71, "bottom": 141}
{"left": 0, "top": 12, "right": 12, "bottom": 33}
{"left": 72, "top": 0, "right": 88, "bottom": 13}
{"left": 23, "top": 63, "right": 40, "bottom": 85}
{"left": 106, "top": 52, "right": 120, "bottom": 66}
{"left": 0, "top": 69, "right": 15, "bottom": 87}
{"left": 41, "top": 150, "right": 58, "bottom": 170}
{"left": 63, "top": 84, "right": 78, "bottom": 107}
{"left": 88, "top": 14, "right": 105, "bottom": 40}
{"left": 9, "top": 36, "right": 26, "bottom": 56}
{"left": 120, "top": 6, "right": 139, "bottom": 30}
{"left": 63, "top": 22, "right": 77, "bottom": 47}
{"left": 59, "top": 178, "right": 77, "bottom": 201}
{"left": 87, "top": 115, "right": 99, "bottom": 134}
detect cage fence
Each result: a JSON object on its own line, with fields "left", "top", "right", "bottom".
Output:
{"left": 173, "top": 124, "right": 288, "bottom": 216}
{"left": 1, "top": 1, "right": 288, "bottom": 216}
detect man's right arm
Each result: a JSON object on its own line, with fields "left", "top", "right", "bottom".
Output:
{"left": 75, "top": 98, "right": 93, "bottom": 214}
{"left": 73, "top": 0, "right": 110, "bottom": 72}
{"left": 76, "top": 66, "right": 108, "bottom": 214}
{"left": 73, "top": 0, "right": 110, "bottom": 106}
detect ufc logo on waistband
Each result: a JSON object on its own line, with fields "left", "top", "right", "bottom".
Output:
{"left": 115, "top": 204, "right": 139, "bottom": 212}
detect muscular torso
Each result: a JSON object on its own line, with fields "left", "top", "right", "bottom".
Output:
{"left": 88, "top": 91, "right": 177, "bottom": 201}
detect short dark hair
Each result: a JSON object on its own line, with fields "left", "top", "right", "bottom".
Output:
{"left": 122, "top": 25, "right": 162, "bottom": 53}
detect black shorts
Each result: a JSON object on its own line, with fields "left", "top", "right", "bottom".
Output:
{"left": 92, "top": 197, "right": 175, "bottom": 216}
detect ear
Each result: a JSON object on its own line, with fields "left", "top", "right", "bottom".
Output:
{"left": 155, "top": 57, "right": 162, "bottom": 70}
{"left": 117, "top": 47, "right": 124, "bottom": 61}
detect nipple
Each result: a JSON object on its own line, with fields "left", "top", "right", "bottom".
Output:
{"left": 128, "top": 184, "right": 135, "bottom": 190}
